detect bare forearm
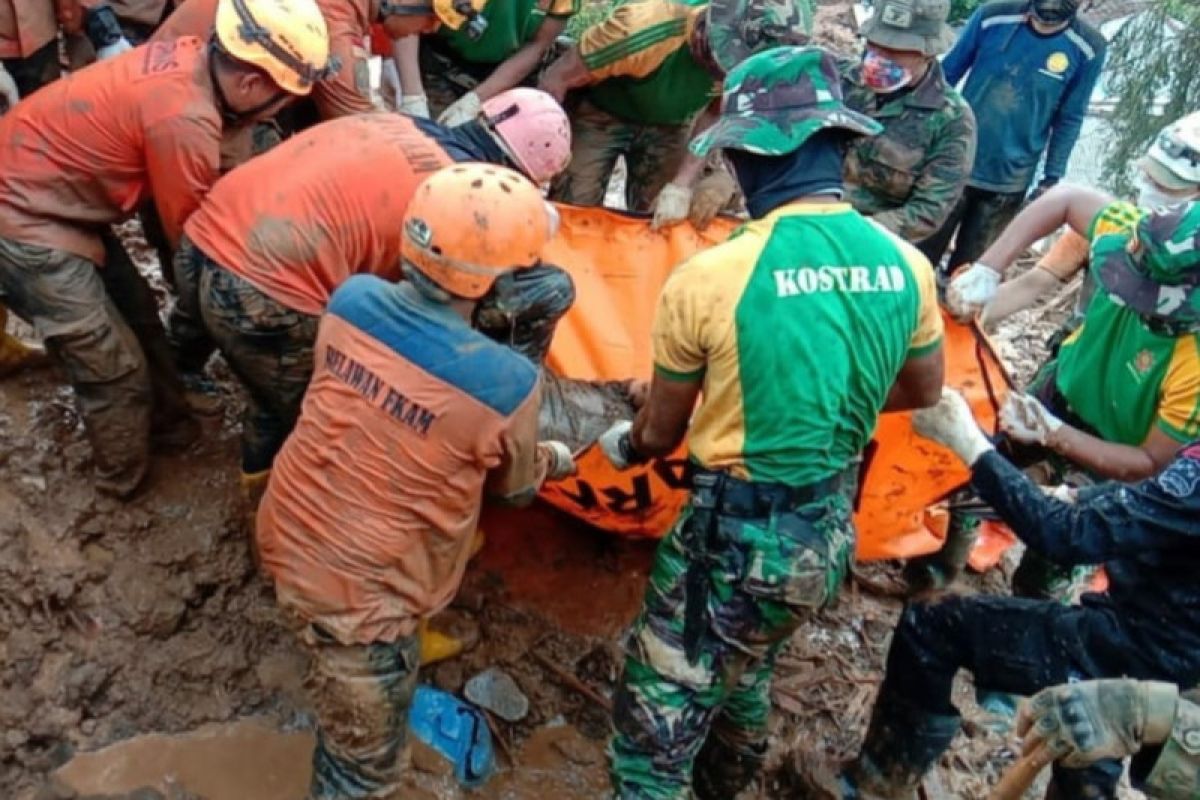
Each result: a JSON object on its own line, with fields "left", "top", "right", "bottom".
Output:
{"left": 474, "top": 47, "right": 545, "bottom": 101}
{"left": 978, "top": 185, "right": 1111, "bottom": 276}
{"left": 631, "top": 405, "right": 687, "bottom": 457}
{"left": 393, "top": 36, "right": 424, "bottom": 96}
{"left": 670, "top": 103, "right": 721, "bottom": 187}
{"left": 1047, "top": 425, "right": 1162, "bottom": 482}
{"left": 980, "top": 267, "right": 1065, "bottom": 328}
{"left": 538, "top": 47, "right": 590, "bottom": 102}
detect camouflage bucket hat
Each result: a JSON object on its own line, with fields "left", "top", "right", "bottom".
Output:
{"left": 1095, "top": 201, "right": 1200, "bottom": 333}
{"left": 705, "top": 0, "right": 814, "bottom": 73}
{"left": 691, "top": 46, "right": 883, "bottom": 157}
{"left": 861, "top": 0, "right": 955, "bottom": 57}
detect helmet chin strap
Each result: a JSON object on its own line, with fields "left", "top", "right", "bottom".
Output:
{"left": 207, "top": 39, "right": 288, "bottom": 127}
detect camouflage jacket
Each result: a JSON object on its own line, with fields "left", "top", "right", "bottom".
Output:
{"left": 841, "top": 59, "right": 976, "bottom": 243}
{"left": 1143, "top": 691, "right": 1200, "bottom": 798}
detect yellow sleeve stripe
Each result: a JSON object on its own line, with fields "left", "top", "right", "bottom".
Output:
{"left": 547, "top": 0, "right": 577, "bottom": 15}
{"left": 581, "top": 17, "right": 687, "bottom": 72}
{"left": 1087, "top": 200, "right": 1143, "bottom": 241}
{"left": 1157, "top": 334, "right": 1200, "bottom": 442}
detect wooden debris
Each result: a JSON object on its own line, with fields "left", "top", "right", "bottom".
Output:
{"left": 530, "top": 649, "right": 613, "bottom": 713}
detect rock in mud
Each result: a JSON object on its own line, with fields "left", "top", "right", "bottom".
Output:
{"left": 464, "top": 667, "right": 530, "bottom": 722}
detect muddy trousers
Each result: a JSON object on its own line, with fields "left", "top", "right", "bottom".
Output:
{"left": 301, "top": 625, "right": 421, "bottom": 799}
{"left": 609, "top": 471, "right": 856, "bottom": 800}
{"left": 0, "top": 234, "right": 190, "bottom": 496}
{"left": 920, "top": 185, "right": 1026, "bottom": 274}
{"left": 872, "top": 594, "right": 1194, "bottom": 798}
{"left": 550, "top": 99, "right": 689, "bottom": 213}
{"left": 190, "top": 250, "right": 320, "bottom": 475}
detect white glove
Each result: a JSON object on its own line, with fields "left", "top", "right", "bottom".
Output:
{"left": 912, "top": 388, "right": 995, "bottom": 466}
{"left": 650, "top": 183, "right": 693, "bottom": 230}
{"left": 598, "top": 420, "right": 639, "bottom": 471}
{"left": 438, "top": 91, "right": 482, "bottom": 127}
{"left": 946, "top": 262, "right": 1002, "bottom": 322}
{"left": 538, "top": 440, "right": 576, "bottom": 481}
{"left": 96, "top": 36, "right": 133, "bottom": 60}
{"left": 399, "top": 94, "right": 431, "bottom": 119}
{"left": 1000, "top": 392, "right": 1064, "bottom": 446}
{"left": 1041, "top": 484, "right": 1078, "bottom": 504}
{"left": 0, "top": 62, "right": 18, "bottom": 112}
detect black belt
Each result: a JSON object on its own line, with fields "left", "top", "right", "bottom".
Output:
{"left": 689, "top": 466, "right": 853, "bottom": 516}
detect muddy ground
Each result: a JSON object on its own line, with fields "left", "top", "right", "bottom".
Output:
{"left": 2, "top": 239, "right": 1145, "bottom": 800}
{"left": 1, "top": 2, "right": 1145, "bottom": 797}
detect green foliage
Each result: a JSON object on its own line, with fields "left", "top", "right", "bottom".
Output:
{"left": 948, "top": 0, "right": 986, "bottom": 25}
{"left": 1100, "top": 1, "right": 1200, "bottom": 194}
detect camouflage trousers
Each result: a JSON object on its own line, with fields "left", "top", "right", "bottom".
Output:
{"left": 610, "top": 469, "right": 857, "bottom": 800}
{"left": 299, "top": 623, "right": 421, "bottom": 799}
{"left": 188, "top": 244, "right": 320, "bottom": 474}
{"left": 922, "top": 185, "right": 1026, "bottom": 275}
{"left": 0, "top": 232, "right": 192, "bottom": 496}
{"left": 550, "top": 99, "right": 689, "bottom": 213}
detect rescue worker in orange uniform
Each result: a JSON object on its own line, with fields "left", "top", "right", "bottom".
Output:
{"left": 174, "top": 87, "right": 571, "bottom": 512}
{"left": 257, "top": 163, "right": 577, "bottom": 799}
{"left": 0, "top": 0, "right": 84, "bottom": 101}
{"left": 154, "top": 0, "right": 486, "bottom": 122}
{"left": 0, "top": 0, "right": 332, "bottom": 497}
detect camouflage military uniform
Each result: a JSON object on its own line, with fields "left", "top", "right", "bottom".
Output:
{"left": 1144, "top": 692, "right": 1200, "bottom": 798}
{"left": 611, "top": 48, "right": 944, "bottom": 800}
{"left": 843, "top": 60, "right": 976, "bottom": 246}
{"left": 550, "top": 0, "right": 811, "bottom": 212}
{"left": 611, "top": 474, "right": 857, "bottom": 800}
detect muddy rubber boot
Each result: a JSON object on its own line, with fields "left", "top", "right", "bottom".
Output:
{"left": 0, "top": 327, "right": 49, "bottom": 377}
{"left": 903, "top": 511, "right": 979, "bottom": 594}
{"left": 693, "top": 730, "right": 766, "bottom": 800}
{"left": 792, "top": 697, "right": 959, "bottom": 800}
{"left": 241, "top": 469, "right": 271, "bottom": 571}
{"left": 419, "top": 618, "right": 464, "bottom": 666}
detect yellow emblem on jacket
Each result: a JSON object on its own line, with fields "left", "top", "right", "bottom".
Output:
{"left": 1046, "top": 52, "right": 1070, "bottom": 74}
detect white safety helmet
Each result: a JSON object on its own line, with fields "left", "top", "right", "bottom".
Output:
{"left": 1143, "top": 111, "right": 1200, "bottom": 191}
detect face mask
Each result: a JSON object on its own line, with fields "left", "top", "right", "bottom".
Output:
{"left": 1030, "top": 0, "right": 1078, "bottom": 26}
{"left": 1135, "top": 177, "right": 1192, "bottom": 212}
{"left": 861, "top": 50, "right": 912, "bottom": 93}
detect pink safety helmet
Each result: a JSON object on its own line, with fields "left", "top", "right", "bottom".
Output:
{"left": 480, "top": 88, "right": 572, "bottom": 184}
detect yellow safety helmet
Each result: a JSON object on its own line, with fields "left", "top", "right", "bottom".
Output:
{"left": 215, "top": 0, "right": 334, "bottom": 97}
{"left": 379, "top": 0, "right": 487, "bottom": 37}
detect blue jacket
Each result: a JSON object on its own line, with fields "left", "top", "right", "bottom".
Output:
{"left": 972, "top": 444, "right": 1200, "bottom": 682}
{"left": 943, "top": 0, "right": 1106, "bottom": 193}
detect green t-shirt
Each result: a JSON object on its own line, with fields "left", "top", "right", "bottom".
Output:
{"left": 438, "top": 0, "right": 578, "bottom": 65}
{"left": 1053, "top": 202, "right": 1200, "bottom": 445}
{"left": 651, "top": 204, "right": 944, "bottom": 485}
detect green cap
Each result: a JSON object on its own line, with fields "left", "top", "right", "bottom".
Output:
{"left": 861, "top": 0, "right": 954, "bottom": 57}
{"left": 705, "top": 0, "right": 814, "bottom": 72}
{"left": 691, "top": 46, "right": 882, "bottom": 157}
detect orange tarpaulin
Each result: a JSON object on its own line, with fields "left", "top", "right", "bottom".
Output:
{"left": 538, "top": 205, "right": 1012, "bottom": 561}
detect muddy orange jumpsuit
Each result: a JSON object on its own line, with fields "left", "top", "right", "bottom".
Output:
{"left": 257, "top": 274, "right": 546, "bottom": 797}
{"left": 0, "top": 38, "right": 221, "bottom": 496}
{"left": 176, "top": 113, "right": 452, "bottom": 476}
{"left": 154, "top": 0, "right": 377, "bottom": 120}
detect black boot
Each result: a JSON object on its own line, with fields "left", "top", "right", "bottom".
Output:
{"left": 693, "top": 729, "right": 766, "bottom": 800}
{"left": 847, "top": 695, "right": 960, "bottom": 799}
{"left": 903, "top": 508, "right": 980, "bottom": 594}
{"left": 791, "top": 695, "right": 959, "bottom": 799}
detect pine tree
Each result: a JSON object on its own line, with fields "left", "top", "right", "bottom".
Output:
{"left": 1099, "top": 0, "right": 1200, "bottom": 193}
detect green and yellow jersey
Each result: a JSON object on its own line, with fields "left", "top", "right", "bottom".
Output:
{"left": 577, "top": 0, "right": 716, "bottom": 125}
{"left": 652, "top": 203, "right": 943, "bottom": 486}
{"left": 1054, "top": 201, "right": 1200, "bottom": 445}
{"left": 439, "top": 0, "right": 578, "bottom": 65}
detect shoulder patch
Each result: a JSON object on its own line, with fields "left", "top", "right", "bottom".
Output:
{"left": 1157, "top": 454, "right": 1200, "bottom": 499}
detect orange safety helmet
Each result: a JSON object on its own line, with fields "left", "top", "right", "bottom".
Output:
{"left": 402, "top": 164, "right": 553, "bottom": 300}
{"left": 215, "top": 0, "right": 334, "bottom": 96}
